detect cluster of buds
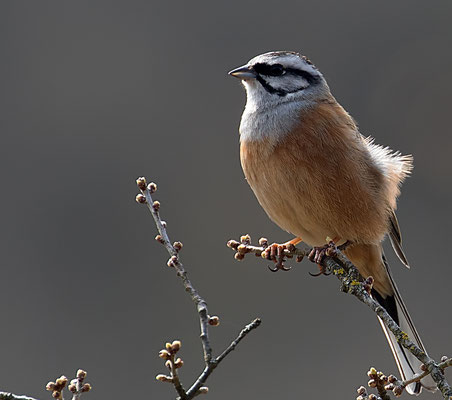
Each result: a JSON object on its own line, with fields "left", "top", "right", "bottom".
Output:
{"left": 383, "top": 374, "right": 404, "bottom": 397}
{"left": 156, "top": 340, "right": 184, "bottom": 383}
{"left": 46, "top": 371, "right": 91, "bottom": 399}
{"left": 356, "top": 385, "right": 378, "bottom": 400}
{"left": 227, "top": 234, "right": 253, "bottom": 261}
{"left": 367, "top": 367, "right": 386, "bottom": 387}
{"left": 135, "top": 177, "right": 158, "bottom": 204}
{"left": 227, "top": 235, "right": 304, "bottom": 266}
{"left": 68, "top": 369, "right": 92, "bottom": 396}
{"left": 46, "top": 376, "right": 68, "bottom": 399}
{"left": 367, "top": 366, "right": 404, "bottom": 397}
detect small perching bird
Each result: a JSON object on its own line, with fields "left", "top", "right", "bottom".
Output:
{"left": 229, "top": 51, "right": 435, "bottom": 395}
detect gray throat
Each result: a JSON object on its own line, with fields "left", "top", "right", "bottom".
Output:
{"left": 239, "top": 99, "right": 315, "bottom": 142}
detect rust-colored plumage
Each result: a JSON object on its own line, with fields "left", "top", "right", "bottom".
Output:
{"left": 240, "top": 99, "right": 399, "bottom": 296}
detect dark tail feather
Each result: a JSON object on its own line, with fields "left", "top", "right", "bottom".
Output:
{"left": 372, "top": 254, "right": 436, "bottom": 395}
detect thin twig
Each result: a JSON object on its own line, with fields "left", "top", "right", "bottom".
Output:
{"left": 0, "top": 394, "right": 41, "bottom": 400}
{"left": 137, "top": 178, "right": 261, "bottom": 399}
{"left": 170, "top": 352, "right": 188, "bottom": 400}
{"left": 402, "top": 358, "right": 452, "bottom": 388}
{"left": 216, "top": 318, "right": 262, "bottom": 364}
{"left": 185, "top": 318, "right": 261, "bottom": 398}
{"left": 139, "top": 182, "right": 212, "bottom": 365}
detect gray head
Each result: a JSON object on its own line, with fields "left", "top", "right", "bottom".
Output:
{"left": 229, "top": 51, "right": 329, "bottom": 109}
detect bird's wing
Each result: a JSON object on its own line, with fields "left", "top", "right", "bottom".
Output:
{"left": 388, "top": 210, "right": 410, "bottom": 268}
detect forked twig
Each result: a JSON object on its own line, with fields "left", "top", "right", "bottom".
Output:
{"left": 136, "top": 178, "right": 261, "bottom": 399}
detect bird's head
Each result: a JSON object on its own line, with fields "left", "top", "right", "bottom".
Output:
{"left": 229, "top": 51, "right": 329, "bottom": 108}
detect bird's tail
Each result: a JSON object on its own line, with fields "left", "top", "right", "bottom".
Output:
{"left": 372, "top": 254, "right": 436, "bottom": 395}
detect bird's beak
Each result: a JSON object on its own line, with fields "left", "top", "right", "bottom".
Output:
{"left": 228, "top": 65, "right": 256, "bottom": 80}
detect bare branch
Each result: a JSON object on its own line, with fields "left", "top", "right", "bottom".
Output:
{"left": 216, "top": 318, "right": 262, "bottom": 364}
{"left": 136, "top": 177, "right": 261, "bottom": 399}
{"left": 0, "top": 393, "right": 41, "bottom": 400}
{"left": 185, "top": 318, "right": 261, "bottom": 398}
{"left": 137, "top": 178, "right": 213, "bottom": 365}
{"left": 402, "top": 357, "right": 452, "bottom": 389}
{"left": 228, "top": 235, "right": 452, "bottom": 399}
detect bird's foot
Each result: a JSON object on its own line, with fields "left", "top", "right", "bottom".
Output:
{"left": 308, "top": 237, "right": 340, "bottom": 265}
{"left": 261, "top": 237, "right": 302, "bottom": 272}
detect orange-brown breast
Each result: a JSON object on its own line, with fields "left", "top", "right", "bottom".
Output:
{"left": 240, "top": 100, "right": 391, "bottom": 247}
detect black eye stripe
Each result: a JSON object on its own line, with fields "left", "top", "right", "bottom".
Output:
{"left": 252, "top": 63, "right": 320, "bottom": 85}
{"left": 285, "top": 67, "right": 320, "bottom": 85}
{"left": 253, "top": 63, "right": 285, "bottom": 76}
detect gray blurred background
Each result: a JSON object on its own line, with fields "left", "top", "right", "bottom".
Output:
{"left": 1, "top": 1, "right": 451, "bottom": 399}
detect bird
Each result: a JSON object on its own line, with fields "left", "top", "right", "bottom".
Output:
{"left": 229, "top": 51, "right": 435, "bottom": 395}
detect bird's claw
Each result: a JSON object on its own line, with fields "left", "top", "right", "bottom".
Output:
{"left": 262, "top": 243, "right": 292, "bottom": 272}
{"left": 309, "top": 264, "right": 331, "bottom": 277}
{"left": 308, "top": 240, "right": 338, "bottom": 264}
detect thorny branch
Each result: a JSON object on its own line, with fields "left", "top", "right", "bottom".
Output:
{"left": 136, "top": 178, "right": 261, "bottom": 400}
{"left": 228, "top": 235, "right": 452, "bottom": 399}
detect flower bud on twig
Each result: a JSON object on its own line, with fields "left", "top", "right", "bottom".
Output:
{"left": 135, "top": 194, "right": 147, "bottom": 204}
{"left": 156, "top": 374, "right": 173, "bottom": 383}
{"left": 136, "top": 177, "right": 147, "bottom": 190}
{"left": 357, "top": 386, "right": 366, "bottom": 396}
{"left": 77, "top": 369, "right": 87, "bottom": 380}
{"left": 208, "top": 315, "right": 220, "bottom": 326}
{"left": 227, "top": 240, "right": 240, "bottom": 250}
{"left": 173, "top": 241, "right": 183, "bottom": 251}
{"left": 147, "top": 182, "right": 157, "bottom": 193}
{"left": 55, "top": 376, "right": 68, "bottom": 388}
{"left": 171, "top": 340, "right": 181, "bottom": 352}
{"left": 167, "top": 256, "right": 178, "bottom": 268}
{"left": 387, "top": 375, "right": 397, "bottom": 383}
{"left": 197, "top": 387, "right": 209, "bottom": 395}
{"left": 392, "top": 385, "right": 403, "bottom": 397}
{"left": 240, "top": 234, "right": 251, "bottom": 245}
{"left": 159, "top": 349, "right": 171, "bottom": 359}
{"left": 81, "top": 384, "right": 92, "bottom": 393}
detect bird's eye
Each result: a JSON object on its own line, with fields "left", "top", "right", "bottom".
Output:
{"left": 268, "top": 64, "right": 285, "bottom": 76}
{"left": 253, "top": 63, "right": 286, "bottom": 77}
